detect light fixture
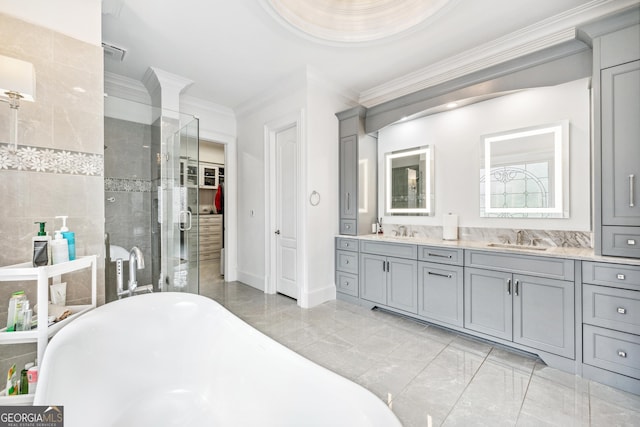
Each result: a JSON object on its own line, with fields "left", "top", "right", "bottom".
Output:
{"left": 0, "top": 54, "right": 36, "bottom": 151}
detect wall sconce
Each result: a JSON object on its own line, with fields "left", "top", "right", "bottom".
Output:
{"left": 0, "top": 54, "right": 36, "bottom": 151}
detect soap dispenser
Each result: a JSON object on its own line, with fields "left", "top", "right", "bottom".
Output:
{"left": 56, "top": 215, "right": 75, "bottom": 260}
{"left": 50, "top": 230, "right": 69, "bottom": 264}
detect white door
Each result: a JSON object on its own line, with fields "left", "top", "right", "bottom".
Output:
{"left": 275, "top": 125, "right": 298, "bottom": 299}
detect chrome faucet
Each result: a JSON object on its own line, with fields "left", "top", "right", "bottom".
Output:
{"left": 398, "top": 225, "right": 407, "bottom": 237}
{"left": 516, "top": 230, "right": 525, "bottom": 245}
{"left": 127, "top": 246, "right": 145, "bottom": 296}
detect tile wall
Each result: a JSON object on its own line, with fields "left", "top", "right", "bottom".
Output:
{"left": 0, "top": 13, "right": 104, "bottom": 371}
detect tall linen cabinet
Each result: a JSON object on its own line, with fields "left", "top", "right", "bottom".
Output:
{"left": 336, "top": 107, "right": 377, "bottom": 236}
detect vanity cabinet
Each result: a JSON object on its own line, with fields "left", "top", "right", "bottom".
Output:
{"left": 335, "top": 237, "right": 359, "bottom": 297}
{"left": 582, "top": 262, "right": 640, "bottom": 393}
{"left": 464, "top": 251, "right": 575, "bottom": 358}
{"left": 336, "top": 107, "right": 377, "bottom": 236}
{"left": 417, "top": 246, "right": 464, "bottom": 327}
{"left": 359, "top": 240, "right": 418, "bottom": 313}
{"left": 592, "top": 23, "right": 640, "bottom": 258}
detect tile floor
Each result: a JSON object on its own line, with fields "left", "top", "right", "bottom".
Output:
{"left": 198, "top": 273, "right": 640, "bottom": 427}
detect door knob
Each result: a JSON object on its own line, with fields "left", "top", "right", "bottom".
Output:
{"left": 275, "top": 230, "right": 281, "bottom": 235}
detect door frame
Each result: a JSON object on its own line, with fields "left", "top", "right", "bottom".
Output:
{"left": 264, "top": 110, "right": 307, "bottom": 303}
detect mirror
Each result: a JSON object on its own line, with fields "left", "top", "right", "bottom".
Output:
{"left": 480, "top": 121, "right": 569, "bottom": 218}
{"left": 384, "top": 146, "right": 434, "bottom": 216}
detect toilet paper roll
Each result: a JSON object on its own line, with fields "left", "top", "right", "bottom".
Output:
{"left": 443, "top": 214, "right": 458, "bottom": 240}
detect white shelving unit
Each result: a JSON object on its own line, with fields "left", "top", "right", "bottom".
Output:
{"left": 0, "top": 255, "right": 97, "bottom": 404}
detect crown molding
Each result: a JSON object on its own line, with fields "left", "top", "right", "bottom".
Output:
{"left": 180, "top": 94, "right": 235, "bottom": 119}
{"left": 104, "top": 71, "right": 150, "bottom": 105}
{"left": 359, "top": 0, "right": 638, "bottom": 107}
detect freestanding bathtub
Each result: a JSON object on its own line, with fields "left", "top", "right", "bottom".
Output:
{"left": 35, "top": 292, "right": 402, "bottom": 426}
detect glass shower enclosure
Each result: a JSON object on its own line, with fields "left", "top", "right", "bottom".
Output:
{"left": 157, "top": 117, "right": 200, "bottom": 294}
{"left": 104, "top": 96, "right": 199, "bottom": 300}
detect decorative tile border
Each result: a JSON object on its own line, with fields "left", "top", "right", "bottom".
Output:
{"left": 105, "top": 177, "right": 152, "bottom": 192}
{"left": 0, "top": 143, "right": 103, "bottom": 176}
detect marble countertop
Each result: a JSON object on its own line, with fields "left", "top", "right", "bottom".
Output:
{"left": 340, "top": 234, "right": 640, "bottom": 266}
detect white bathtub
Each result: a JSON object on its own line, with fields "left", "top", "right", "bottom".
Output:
{"left": 35, "top": 292, "right": 401, "bottom": 427}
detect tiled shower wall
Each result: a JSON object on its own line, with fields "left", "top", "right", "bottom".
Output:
{"left": 104, "top": 117, "right": 153, "bottom": 297}
{"left": 0, "top": 13, "right": 104, "bottom": 371}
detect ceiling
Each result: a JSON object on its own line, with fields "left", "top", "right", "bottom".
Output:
{"left": 101, "top": 0, "right": 626, "bottom": 111}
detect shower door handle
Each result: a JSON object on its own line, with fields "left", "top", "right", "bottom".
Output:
{"left": 179, "top": 211, "right": 192, "bottom": 231}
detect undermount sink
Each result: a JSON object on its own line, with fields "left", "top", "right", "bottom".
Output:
{"left": 486, "top": 243, "right": 548, "bottom": 251}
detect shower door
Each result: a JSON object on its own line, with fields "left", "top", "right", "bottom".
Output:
{"left": 160, "top": 116, "right": 200, "bottom": 293}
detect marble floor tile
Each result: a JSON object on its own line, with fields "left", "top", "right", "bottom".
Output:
{"left": 441, "top": 360, "right": 530, "bottom": 426}
{"left": 518, "top": 375, "right": 589, "bottom": 426}
{"left": 590, "top": 396, "right": 640, "bottom": 427}
{"left": 199, "top": 280, "right": 640, "bottom": 427}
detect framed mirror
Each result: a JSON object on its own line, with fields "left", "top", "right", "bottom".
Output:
{"left": 480, "top": 121, "right": 569, "bottom": 218}
{"left": 384, "top": 146, "right": 434, "bottom": 216}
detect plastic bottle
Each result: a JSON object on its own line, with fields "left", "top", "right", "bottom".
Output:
{"left": 6, "top": 291, "right": 26, "bottom": 332}
{"left": 51, "top": 230, "right": 69, "bottom": 264}
{"left": 56, "top": 216, "right": 76, "bottom": 261}
{"left": 27, "top": 365, "right": 38, "bottom": 394}
{"left": 32, "top": 222, "right": 51, "bottom": 267}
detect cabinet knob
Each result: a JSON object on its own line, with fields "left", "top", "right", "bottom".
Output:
{"left": 345, "top": 224, "right": 351, "bottom": 229}
{"left": 617, "top": 307, "right": 627, "bottom": 314}
{"left": 617, "top": 274, "right": 626, "bottom": 280}
{"left": 618, "top": 350, "right": 627, "bottom": 358}
{"left": 627, "top": 239, "right": 636, "bottom": 246}
{"left": 345, "top": 260, "right": 349, "bottom": 264}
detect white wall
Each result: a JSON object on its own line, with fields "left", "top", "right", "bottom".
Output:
{"left": 200, "top": 140, "right": 225, "bottom": 164}
{"left": 378, "top": 78, "right": 591, "bottom": 232}
{"left": 236, "top": 83, "right": 306, "bottom": 290}
{"left": 303, "top": 74, "right": 353, "bottom": 306}
{"left": 235, "top": 69, "right": 355, "bottom": 306}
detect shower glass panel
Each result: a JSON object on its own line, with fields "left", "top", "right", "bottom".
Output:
{"left": 161, "top": 117, "right": 199, "bottom": 293}
{"left": 104, "top": 95, "right": 200, "bottom": 300}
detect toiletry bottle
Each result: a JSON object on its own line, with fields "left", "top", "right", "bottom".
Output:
{"left": 57, "top": 215, "right": 76, "bottom": 260}
{"left": 27, "top": 365, "right": 38, "bottom": 394}
{"left": 32, "top": 222, "right": 51, "bottom": 267}
{"left": 21, "top": 301, "right": 32, "bottom": 331}
{"left": 51, "top": 230, "right": 69, "bottom": 264}
{"left": 6, "top": 291, "right": 26, "bottom": 332}
{"left": 6, "top": 364, "right": 18, "bottom": 396}
{"left": 19, "top": 363, "right": 33, "bottom": 395}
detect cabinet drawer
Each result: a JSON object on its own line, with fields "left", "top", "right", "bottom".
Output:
{"left": 583, "top": 262, "right": 640, "bottom": 290}
{"left": 340, "top": 219, "right": 356, "bottom": 235}
{"left": 583, "top": 284, "right": 640, "bottom": 334}
{"left": 336, "top": 237, "right": 358, "bottom": 252}
{"left": 583, "top": 324, "right": 640, "bottom": 380}
{"left": 336, "top": 250, "right": 358, "bottom": 274}
{"left": 418, "top": 246, "right": 463, "bottom": 266}
{"left": 200, "top": 227, "right": 222, "bottom": 237}
{"left": 602, "top": 226, "right": 640, "bottom": 259}
{"left": 418, "top": 261, "right": 463, "bottom": 326}
{"left": 336, "top": 271, "right": 358, "bottom": 297}
{"left": 465, "top": 250, "right": 574, "bottom": 281}
{"left": 360, "top": 240, "right": 417, "bottom": 259}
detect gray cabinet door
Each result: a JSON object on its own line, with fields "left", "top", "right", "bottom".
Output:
{"left": 513, "top": 275, "right": 575, "bottom": 358}
{"left": 464, "top": 268, "right": 513, "bottom": 340}
{"left": 418, "top": 262, "right": 463, "bottom": 327}
{"left": 339, "top": 135, "right": 357, "bottom": 221}
{"left": 387, "top": 257, "right": 418, "bottom": 313}
{"left": 360, "top": 253, "right": 386, "bottom": 305}
{"left": 602, "top": 60, "right": 640, "bottom": 228}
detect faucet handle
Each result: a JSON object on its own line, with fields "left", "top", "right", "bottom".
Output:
{"left": 498, "top": 234, "right": 511, "bottom": 244}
